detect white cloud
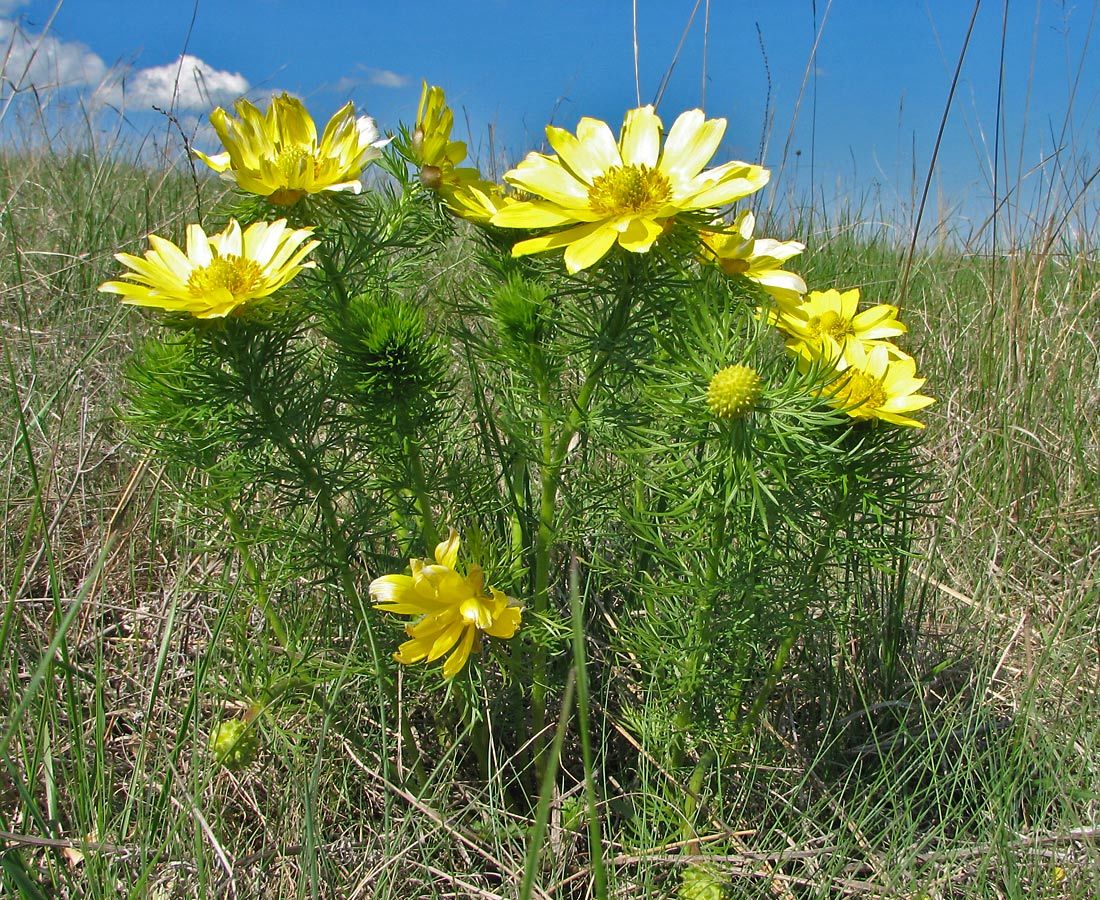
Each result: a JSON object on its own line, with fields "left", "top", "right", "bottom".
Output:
{"left": 331, "top": 75, "right": 360, "bottom": 94}
{"left": 0, "top": 19, "right": 108, "bottom": 92}
{"left": 0, "top": 1, "right": 28, "bottom": 16}
{"left": 127, "top": 54, "right": 249, "bottom": 110}
{"left": 365, "top": 68, "right": 408, "bottom": 89}
{"left": 327, "top": 67, "right": 410, "bottom": 93}
{"left": 0, "top": 22, "right": 249, "bottom": 119}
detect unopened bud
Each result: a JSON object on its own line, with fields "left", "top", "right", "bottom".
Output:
{"left": 419, "top": 165, "right": 443, "bottom": 191}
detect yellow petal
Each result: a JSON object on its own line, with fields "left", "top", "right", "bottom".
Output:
{"left": 395, "top": 634, "right": 434, "bottom": 665}
{"left": 562, "top": 223, "right": 619, "bottom": 272}
{"left": 435, "top": 527, "right": 461, "bottom": 569}
{"left": 751, "top": 237, "right": 805, "bottom": 263}
{"left": 406, "top": 608, "right": 460, "bottom": 638}
{"left": 185, "top": 224, "right": 213, "bottom": 268}
{"left": 506, "top": 153, "right": 591, "bottom": 208}
{"left": 510, "top": 220, "right": 606, "bottom": 259}
{"left": 193, "top": 148, "right": 231, "bottom": 173}
{"left": 574, "top": 116, "right": 622, "bottom": 171}
{"left": 737, "top": 209, "right": 756, "bottom": 239}
{"left": 683, "top": 164, "right": 770, "bottom": 208}
{"left": 660, "top": 109, "right": 725, "bottom": 181}
{"left": 426, "top": 619, "right": 465, "bottom": 662}
{"left": 491, "top": 199, "right": 592, "bottom": 229}
{"left": 616, "top": 216, "right": 664, "bottom": 253}
{"left": 619, "top": 105, "right": 662, "bottom": 168}
{"left": 838, "top": 288, "right": 860, "bottom": 320}
{"left": 751, "top": 270, "right": 807, "bottom": 305}
{"left": 369, "top": 573, "right": 414, "bottom": 602}
{"left": 483, "top": 605, "right": 522, "bottom": 639}
{"left": 546, "top": 125, "right": 612, "bottom": 182}
{"left": 442, "top": 626, "right": 477, "bottom": 679}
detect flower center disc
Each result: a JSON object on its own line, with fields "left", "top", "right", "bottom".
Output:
{"left": 810, "top": 309, "right": 853, "bottom": 340}
{"left": 275, "top": 145, "right": 316, "bottom": 178}
{"left": 587, "top": 164, "right": 672, "bottom": 216}
{"left": 842, "top": 371, "right": 887, "bottom": 411}
{"left": 188, "top": 255, "right": 263, "bottom": 299}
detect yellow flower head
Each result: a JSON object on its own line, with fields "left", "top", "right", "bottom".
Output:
{"left": 413, "top": 83, "right": 468, "bottom": 171}
{"left": 370, "top": 528, "right": 522, "bottom": 679}
{"left": 706, "top": 365, "right": 763, "bottom": 419}
{"left": 98, "top": 219, "right": 318, "bottom": 318}
{"left": 701, "top": 211, "right": 806, "bottom": 307}
{"left": 410, "top": 83, "right": 483, "bottom": 191}
{"left": 194, "top": 93, "right": 390, "bottom": 204}
{"left": 822, "top": 342, "right": 934, "bottom": 428}
{"left": 491, "top": 104, "right": 770, "bottom": 273}
{"left": 776, "top": 288, "right": 907, "bottom": 369}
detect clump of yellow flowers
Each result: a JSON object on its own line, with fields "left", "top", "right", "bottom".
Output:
{"left": 101, "top": 83, "right": 937, "bottom": 697}
{"left": 766, "top": 287, "right": 933, "bottom": 428}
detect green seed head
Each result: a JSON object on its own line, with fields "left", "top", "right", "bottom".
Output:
{"left": 678, "top": 863, "right": 730, "bottom": 900}
{"left": 706, "top": 364, "right": 763, "bottom": 419}
{"left": 209, "top": 719, "right": 259, "bottom": 771}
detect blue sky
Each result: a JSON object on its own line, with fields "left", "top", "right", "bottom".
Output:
{"left": 3, "top": 1, "right": 1097, "bottom": 233}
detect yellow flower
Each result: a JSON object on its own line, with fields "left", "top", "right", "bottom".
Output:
{"left": 822, "top": 342, "right": 934, "bottom": 428}
{"left": 776, "top": 288, "right": 907, "bottom": 368}
{"left": 491, "top": 105, "right": 770, "bottom": 273}
{"left": 194, "top": 93, "right": 390, "bottom": 204}
{"left": 370, "top": 528, "right": 522, "bottom": 679}
{"left": 98, "top": 219, "right": 318, "bottom": 318}
{"left": 413, "top": 84, "right": 469, "bottom": 171}
{"left": 701, "top": 211, "right": 806, "bottom": 307}
{"left": 408, "top": 83, "right": 514, "bottom": 225}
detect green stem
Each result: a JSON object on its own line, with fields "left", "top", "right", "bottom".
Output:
{"left": 569, "top": 554, "right": 607, "bottom": 898}
{"left": 222, "top": 502, "right": 290, "bottom": 649}
{"left": 401, "top": 429, "right": 439, "bottom": 552}
{"left": 519, "top": 669, "right": 576, "bottom": 900}
{"left": 737, "top": 538, "right": 832, "bottom": 742}
{"left": 529, "top": 283, "right": 635, "bottom": 757}
{"left": 669, "top": 456, "right": 732, "bottom": 770}
{"left": 681, "top": 748, "right": 717, "bottom": 845}
{"left": 528, "top": 412, "right": 556, "bottom": 756}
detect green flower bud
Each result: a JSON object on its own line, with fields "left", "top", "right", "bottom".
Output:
{"left": 491, "top": 274, "right": 549, "bottom": 348}
{"left": 329, "top": 295, "right": 450, "bottom": 428}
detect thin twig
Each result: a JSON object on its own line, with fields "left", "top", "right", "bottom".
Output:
{"left": 632, "top": 0, "right": 641, "bottom": 106}
{"left": 653, "top": 0, "right": 704, "bottom": 110}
